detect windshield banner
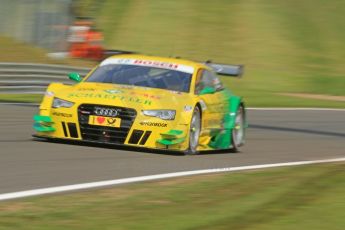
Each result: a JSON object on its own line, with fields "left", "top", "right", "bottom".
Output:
{"left": 100, "top": 58, "right": 195, "bottom": 74}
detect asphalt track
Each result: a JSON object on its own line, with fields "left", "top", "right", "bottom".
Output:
{"left": 0, "top": 104, "right": 344, "bottom": 194}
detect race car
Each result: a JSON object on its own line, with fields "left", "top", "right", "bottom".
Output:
{"left": 33, "top": 54, "right": 246, "bottom": 154}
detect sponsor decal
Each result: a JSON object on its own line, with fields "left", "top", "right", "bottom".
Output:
{"left": 133, "top": 59, "right": 179, "bottom": 70}
{"left": 107, "top": 117, "right": 117, "bottom": 125}
{"left": 104, "top": 89, "right": 123, "bottom": 94}
{"left": 184, "top": 105, "right": 193, "bottom": 112}
{"left": 140, "top": 121, "right": 167, "bottom": 127}
{"left": 77, "top": 88, "right": 96, "bottom": 91}
{"left": 52, "top": 112, "right": 72, "bottom": 118}
{"left": 97, "top": 116, "right": 105, "bottom": 124}
{"left": 67, "top": 93, "right": 152, "bottom": 105}
{"left": 89, "top": 115, "right": 121, "bottom": 127}
{"left": 130, "top": 91, "right": 161, "bottom": 100}
{"left": 100, "top": 58, "right": 195, "bottom": 74}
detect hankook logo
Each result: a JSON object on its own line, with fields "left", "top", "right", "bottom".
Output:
{"left": 94, "top": 107, "right": 119, "bottom": 117}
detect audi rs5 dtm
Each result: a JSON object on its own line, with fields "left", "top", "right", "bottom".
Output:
{"left": 33, "top": 54, "right": 247, "bottom": 154}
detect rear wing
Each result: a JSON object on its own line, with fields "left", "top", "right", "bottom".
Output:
{"left": 204, "top": 61, "right": 244, "bottom": 77}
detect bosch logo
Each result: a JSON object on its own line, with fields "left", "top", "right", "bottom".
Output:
{"left": 94, "top": 107, "right": 119, "bottom": 117}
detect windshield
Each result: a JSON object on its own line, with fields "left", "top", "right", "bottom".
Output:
{"left": 85, "top": 64, "right": 192, "bottom": 92}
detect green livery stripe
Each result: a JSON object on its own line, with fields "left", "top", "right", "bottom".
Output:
{"left": 160, "top": 129, "right": 184, "bottom": 140}
{"left": 157, "top": 137, "right": 186, "bottom": 146}
{"left": 208, "top": 130, "right": 231, "bottom": 149}
{"left": 164, "top": 129, "right": 183, "bottom": 136}
{"left": 33, "top": 123, "right": 56, "bottom": 132}
{"left": 207, "top": 89, "right": 242, "bottom": 149}
{"left": 33, "top": 115, "right": 53, "bottom": 123}
{"left": 33, "top": 115, "right": 55, "bottom": 132}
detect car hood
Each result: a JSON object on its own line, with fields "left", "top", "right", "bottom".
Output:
{"left": 53, "top": 82, "right": 192, "bottom": 110}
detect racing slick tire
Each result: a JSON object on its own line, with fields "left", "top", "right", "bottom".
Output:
{"left": 185, "top": 106, "right": 201, "bottom": 155}
{"left": 230, "top": 105, "right": 245, "bottom": 152}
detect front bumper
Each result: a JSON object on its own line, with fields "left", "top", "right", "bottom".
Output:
{"left": 32, "top": 134, "right": 188, "bottom": 154}
{"left": 34, "top": 104, "right": 190, "bottom": 151}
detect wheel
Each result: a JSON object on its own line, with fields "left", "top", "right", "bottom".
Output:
{"left": 185, "top": 106, "right": 201, "bottom": 155}
{"left": 231, "top": 105, "right": 245, "bottom": 152}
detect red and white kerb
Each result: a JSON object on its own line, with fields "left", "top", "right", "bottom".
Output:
{"left": 101, "top": 58, "right": 195, "bottom": 74}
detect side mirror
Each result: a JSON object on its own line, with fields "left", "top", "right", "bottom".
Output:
{"left": 68, "top": 72, "right": 82, "bottom": 82}
{"left": 199, "top": 86, "right": 216, "bottom": 95}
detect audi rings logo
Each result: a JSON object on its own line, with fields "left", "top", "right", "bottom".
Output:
{"left": 94, "top": 107, "right": 119, "bottom": 117}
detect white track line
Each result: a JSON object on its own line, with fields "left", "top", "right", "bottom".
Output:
{"left": 0, "top": 157, "right": 344, "bottom": 201}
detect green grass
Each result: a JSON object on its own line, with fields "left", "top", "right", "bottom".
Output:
{"left": 0, "top": 94, "right": 42, "bottom": 103}
{"left": 1, "top": 1, "right": 345, "bottom": 107}
{"left": 0, "top": 36, "right": 95, "bottom": 67}
{"left": 0, "top": 162, "right": 344, "bottom": 229}
{"left": 0, "top": 36, "right": 93, "bottom": 104}
{"left": 74, "top": 0, "right": 345, "bottom": 107}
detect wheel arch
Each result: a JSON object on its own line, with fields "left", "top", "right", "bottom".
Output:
{"left": 185, "top": 102, "right": 203, "bottom": 155}
{"left": 195, "top": 102, "right": 203, "bottom": 123}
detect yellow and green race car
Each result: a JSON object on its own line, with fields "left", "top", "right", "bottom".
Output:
{"left": 33, "top": 54, "right": 246, "bottom": 154}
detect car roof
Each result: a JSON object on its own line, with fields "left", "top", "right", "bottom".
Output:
{"left": 105, "top": 54, "right": 209, "bottom": 71}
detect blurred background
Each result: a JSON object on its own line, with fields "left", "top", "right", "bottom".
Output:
{"left": 0, "top": 0, "right": 344, "bottom": 107}
{"left": 0, "top": 2, "right": 344, "bottom": 228}
{"left": 0, "top": 0, "right": 71, "bottom": 52}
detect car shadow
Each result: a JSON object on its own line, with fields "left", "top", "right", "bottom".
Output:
{"left": 32, "top": 137, "right": 235, "bottom": 156}
{"left": 32, "top": 137, "right": 185, "bottom": 156}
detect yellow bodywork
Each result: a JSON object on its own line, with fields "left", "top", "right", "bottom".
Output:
{"left": 34, "top": 55, "right": 238, "bottom": 152}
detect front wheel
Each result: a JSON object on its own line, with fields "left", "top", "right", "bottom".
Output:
{"left": 185, "top": 106, "right": 201, "bottom": 155}
{"left": 231, "top": 105, "right": 245, "bottom": 152}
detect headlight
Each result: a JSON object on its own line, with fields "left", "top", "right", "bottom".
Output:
{"left": 142, "top": 110, "right": 176, "bottom": 120}
{"left": 52, "top": 97, "right": 74, "bottom": 108}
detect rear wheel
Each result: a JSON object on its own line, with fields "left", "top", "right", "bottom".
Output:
{"left": 231, "top": 105, "right": 245, "bottom": 152}
{"left": 185, "top": 106, "right": 201, "bottom": 155}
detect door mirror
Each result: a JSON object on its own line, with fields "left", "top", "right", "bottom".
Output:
{"left": 68, "top": 72, "right": 82, "bottom": 82}
{"left": 199, "top": 86, "right": 216, "bottom": 95}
